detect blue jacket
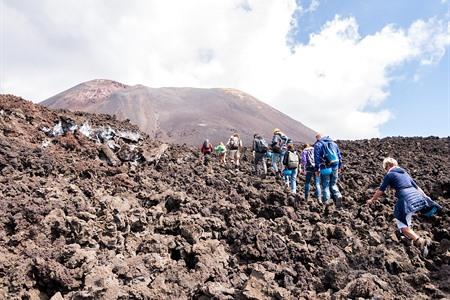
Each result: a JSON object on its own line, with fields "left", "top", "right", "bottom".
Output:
{"left": 313, "top": 136, "right": 342, "bottom": 171}
{"left": 380, "top": 167, "right": 441, "bottom": 225}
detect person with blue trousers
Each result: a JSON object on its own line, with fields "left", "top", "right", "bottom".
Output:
{"left": 282, "top": 143, "right": 300, "bottom": 194}
{"left": 367, "top": 157, "right": 441, "bottom": 254}
{"left": 314, "top": 133, "right": 343, "bottom": 207}
{"left": 271, "top": 128, "right": 289, "bottom": 178}
{"left": 301, "top": 144, "right": 321, "bottom": 202}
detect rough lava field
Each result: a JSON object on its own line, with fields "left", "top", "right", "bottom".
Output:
{"left": 0, "top": 94, "right": 449, "bottom": 300}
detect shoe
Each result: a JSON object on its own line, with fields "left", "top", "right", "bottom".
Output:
{"left": 322, "top": 199, "right": 333, "bottom": 206}
{"left": 335, "top": 197, "right": 343, "bottom": 209}
{"left": 414, "top": 238, "right": 429, "bottom": 257}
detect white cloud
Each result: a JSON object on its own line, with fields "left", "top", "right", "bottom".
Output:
{"left": 1, "top": 0, "right": 449, "bottom": 139}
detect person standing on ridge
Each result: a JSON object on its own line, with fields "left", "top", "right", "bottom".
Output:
{"left": 252, "top": 133, "right": 268, "bottom": 177}
{"left": 226, "top": 133, "right": 243, "bottom": 168}
{"left": 282, "top": 144, "right": 300, "bottom": 194}
{"left": 214, "top": 142, "right": 227, "bottom": 165}
{"left": 200, "top": 139, "right": 213, "bottom": 167}
{"left": 271, "top": 128, "right": 289, "bottom": 178}
{"left": 314, "top": 133, "right": 343, "bottom": 208}
{"left": 366, "top": 157, "right": 441, "bottom": 255}
{"left": 301, "top": 144, "right": 321, "bottom": 202}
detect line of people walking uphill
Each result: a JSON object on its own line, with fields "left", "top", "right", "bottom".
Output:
{"left": 201, "top": 128, "right": 442, "bottom": 256}
{"left": 200, "top": 130, "right": 344, "bottom": 208}
{"left": 200, "top": 130, "right": 442, "bottom": 255}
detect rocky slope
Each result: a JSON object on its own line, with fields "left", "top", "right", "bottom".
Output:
{"left": 0, "top": 94, "right": 449, "bottom": 299}
{"left": 41, "top": 79, "right": 316, "bottom": 145}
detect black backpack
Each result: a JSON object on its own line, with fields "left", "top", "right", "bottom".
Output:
{"left": 255, "top": 138, "right": 268, "bottom": 153}
{"left": 271, "top": 135, "right": 282, "bottom": 153}
{"left": 229, "top": 136, "right": 240, "bottom": 150}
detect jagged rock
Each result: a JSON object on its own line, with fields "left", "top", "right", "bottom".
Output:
{"left": 142, "top": 143, "right": 169, "bottom": 163}
{"left": 100, "top": 143, "right": 120, "bottom": 166}
{"left": 50, "top": 292, "right": 64, "bottom": 300}
{"left": 0, "top": 95, "right": 448, "bottom": 299}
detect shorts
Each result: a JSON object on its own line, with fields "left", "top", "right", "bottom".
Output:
{"left": 396, "top": 213, "right": 413, "bottom": 230}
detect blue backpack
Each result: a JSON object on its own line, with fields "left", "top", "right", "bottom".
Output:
{"left": 322, "top": 141, "right": 339, "bottom": 166}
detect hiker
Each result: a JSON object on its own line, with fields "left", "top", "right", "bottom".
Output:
{"left": 252, "top": 133, "right": 268, "bottom": 176}
{"left": 271, "top": 128, "right": 289, "bottom": 177}
{"left": 214, "top": 142, "right": 227, "bottom": 165}
{"left": 282, "top": 144, "right": 300, "bottom": 194}
{"left": 366, "top": 157, "right": 441, "bottom": 252}
{"left": 226, "top": 133, "right": 243, "bottom": 167}
{"left": 314, "top": 133, "right": 343, "bottom": 207}
{"left": 200, "top": 139, "right": 213, "bottom": 166}
{"left": 301, "top": 144, "right": 321, "bottom": 201}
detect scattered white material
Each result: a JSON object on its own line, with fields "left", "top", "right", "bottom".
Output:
{"left": 51, "top": 121, "right": 64, "bottom": 136}
{"left": 79, "top": 122, "right": 92, "bottom": 138}
{"left": 41, "top": 139, "right": 51, "bottom": 148}
{"left": 118, "top": 131, "right": 141, "bottom": 142}
{"left": 68, "top": 124, "right": 78, "bottom": 132}
{"left": 97, "top": 127, "right": 116, "bottom": 141}
{"left": 41, "top": 127, "right": 51, "bottom": 133}
{"left": 106, "top": 140, "right": 120, "bottom": 150}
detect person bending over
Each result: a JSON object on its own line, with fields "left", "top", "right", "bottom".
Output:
{"left": 367, "top": 157, "right": 441, "bottom": 252}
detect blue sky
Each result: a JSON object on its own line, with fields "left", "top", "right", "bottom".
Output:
{"left": 2, "top": 0, "right": 449, "bottom": 139}
{"left": 293, "top": 0, "right": 449, "bottom": 137}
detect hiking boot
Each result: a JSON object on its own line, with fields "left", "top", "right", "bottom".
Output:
{"left": 335, "top": 197, "right": 343, "bottom": 209}
{"left": 414, "top": 238, "right": 429, "bottom": 257}
{"left": 322, "top": 199, "right": 333, "bottom": 206}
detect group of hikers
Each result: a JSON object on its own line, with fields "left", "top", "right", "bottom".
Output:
{"left": 200, "top": 129, "right": 442, "bottom": 254}
{"left": 201, "top": 129, "right": 343, "bottom": 206}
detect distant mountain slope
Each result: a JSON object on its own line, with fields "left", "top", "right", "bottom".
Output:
{"left": 41, "top": 79, "right": 316, "bottom": 145}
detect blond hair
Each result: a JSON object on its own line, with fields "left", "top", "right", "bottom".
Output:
{"left": 383, "top": 157, "right": 398, "bottom": 170}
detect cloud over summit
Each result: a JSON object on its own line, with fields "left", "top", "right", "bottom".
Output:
{"left": 2, "top": 0, "right": 449, "bottom": 139}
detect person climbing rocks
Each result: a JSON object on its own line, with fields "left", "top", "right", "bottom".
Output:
{"left": 226, "top": 133, "right": 243, "bottom": 168}
{"left": 282, "top": 144, "right": 300, "bottom": 194}
{"left": 200, "top": 139, "right": 213, "bottom": 167}
{"left": 314, "top": 133, "right": 343, "bottom": 208}
{"left": 366, "top": 157, "right": 441, "bottom": 254}
{"left": 271, "top": 128, "right": 289, "bottom": 178}
{"left": 301, "top": 144, "right": 321, "bottom": 202}
{"left": 252, "top": 133, "right": 268, "bottom": 177}
{"left": 214, "top": 142, "right": 227, "bottom": 165}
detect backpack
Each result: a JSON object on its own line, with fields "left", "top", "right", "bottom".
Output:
{"left": 229, "top": 136, "right": 239, "bottom": 150}
{"left": 202, "top": 141, "right": 212, "bottom": 154}
{"left": 322, "top": 141, "right": 339, "bottom": 166}
{"left": 255, "top": 138, "right": 268, "bottom": 153}
{"left": 271, "top": 135, "right": 282, "bottom": 153}
{"left": 287, "top": 151, "right": 299, "bottom": 169}
{"left": 305, "top": 148, "right": 315, "bottom": 168}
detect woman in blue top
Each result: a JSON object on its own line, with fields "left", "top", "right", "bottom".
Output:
{"left": 367, "top": 157, "right": 441, "bottom": 249}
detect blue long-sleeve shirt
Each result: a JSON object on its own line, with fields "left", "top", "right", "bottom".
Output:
{"left": 313, "top": 136, "right": 342, "bottom": 171}
{"left": 379, "top": 167, "right": 418, "bottom": 192}
{"left": 379, "top": 167, "right": 441, "bottom": 224}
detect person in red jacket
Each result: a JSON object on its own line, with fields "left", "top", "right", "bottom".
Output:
{"left": 200, "top": 139, "right": 213, "bottom": 166}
